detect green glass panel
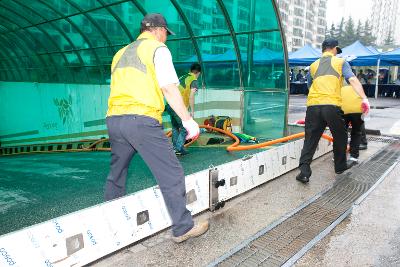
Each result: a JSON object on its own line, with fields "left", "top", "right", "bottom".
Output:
{"left": 249, "top": 31, "right": 286, "bottom": 89}
{"left": 69, "top": 66, "right": 89, "bottom": 82}
{"left": 40, "top": 23, "right": 74, "bottom": 52}
{"left": 67, "top": 0, "right": 102, "bottom": 11}
{"left": 109, "top": 2, "right": 142, "bottom": 41}
{"left": 53, "top": 19, "right": 90, "bottom": 50}
{"left": 94, "top": 47, "right": 115, "bottom": 65}
{"left": 0, "top": 36, "right": 25, "bottom": 58}
{"left": 43, "top": 0, "right": 78, "bottom": 16}
{"left": 0, "top": 17, "right": 19, "bottom": 32}
{"left": 69, "top": 14, "right": 109, "bottom": 48}
{"left": 14, "top": 29, "right": 46, "bottom": 55}
{"left": 0, "top": 25, "right": 8, "bottom": 33}
{"left": 253, "top": 0, "right": 279, "bottom": 31}
{"left": 102, "top": 64, "right": 111, "bottom": 84}
{"left": 167, "top": 39, "right": 196, "bottom": 62}
{"left": 176, "top": 0, "right": 229, "bottom": 36}
{"left": 51, "top": 53, "right": 69, "bottom": 68}
{"left": 243, "top": 91, "right": 287, "bottom": 139}
{"left": 26, "top": 27, "right": 60, "bottom": 53}
{"left": 64, "top": 51, "right": 82, "bottom": 65}
{"left": 86, "top": 66, "right": 102, "bottom": 83}
{"left": 138, "top": 0, "right": 190, "bottom": 38}
{"left": 196, "top": 35, "right": 240, "bottom": 88}
{"left": 0, "top": 7, "right": 31, "bottom": 28}
{"left": 89, "top": 8, "right": 131, "bottom": 46}
{"left": 3, "top": 0, "right": 45, "bottom": 24}
{"left": 28, "top": 1, "right": 61, "bottom": 21}
{"left": 224, "top": 0, "right": 279, "bottom": 32}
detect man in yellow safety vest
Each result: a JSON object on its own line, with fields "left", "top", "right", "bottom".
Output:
{"left": 105, "top": 13, "right": 208, "bottom": 242}
{"left": 165, "top": 63, "right": 201, "bottom": 155}
{"left": 296, "top": 39, "right": 370, "bottom": 183}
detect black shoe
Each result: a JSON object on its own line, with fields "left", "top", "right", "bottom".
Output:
{"left": 346, "top": 158, "right": 358, "bottom": 168}
{"left": 175, "top": 149, "right": 188, "bottom": 156}
{"left": 359, "top": 143, "right": 368, "bottom": 150}
{"left": 296, "top": 173, "right": 310, "bottom": 183}
{"left": 335, "top": 163, "right": 355, "bottom": 174}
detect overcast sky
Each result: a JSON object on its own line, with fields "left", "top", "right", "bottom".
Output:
{"left": 326, "top": 0, "right": 373, "bottom": 26}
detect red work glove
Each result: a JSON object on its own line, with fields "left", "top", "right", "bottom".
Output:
{"left": 182, "top": 118, "right": 200, "bottom": 140}
{"left": 361, "top": 98, "right": 370, "bottom": 115}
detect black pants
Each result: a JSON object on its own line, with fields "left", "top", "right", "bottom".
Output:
{"left": 360, "top": 123, "right": 368, "bottom": 145}
{"left": 344, "top": 113, "right": 364, "bottom": 159}
{"left": 105, "top": 115, "right": 194, "bottom": 237}
{"left": 299, "top": 105, "right": 348, "bottom": 176}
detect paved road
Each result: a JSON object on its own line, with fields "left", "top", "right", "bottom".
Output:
{"left": 288, "top": 95, "right": 400, "bottom": 136}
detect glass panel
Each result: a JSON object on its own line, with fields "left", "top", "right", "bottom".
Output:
{"left": 138, "top": 0, "right": 189, "bottom": 38}
{"left": 69, "top": 14, "right": 109, "bottom": 48}
{"left": 254, "top": 0, "right": 279, "bottom": 31}
{"left": 40, "top": 23, "right": 74, "bottom": 53}
{"left": 51, "top": 53, "right": 69, "bottom": 68}
{"left": 26, "top": 27, "right": 60, "bottom": 53}
{"left": 43, "top": 0, "right": 79, "bottom": 16}
{"left": 109, "top": 2, "right": 142, "bottom": 41}
{"left": 250, "top": 31, "right": 286, "bottom": 89}
{"left": 28, "top": 1, "right": 61, "bottom": 21}
{"left": 69, "top": 66, "right": 89, "bottom": 82}
{"left": 176, "top": 0, "right": 229, "bottom": 36}
{"left": 0, "top": 7, "right": 31, "bottom": 28}
{"left": 0, "top": 17, "right": 19, "bottom": 32}
{"left": 53, "top": 19, "right": 90, "bottom": 50}
{"left": 68, "top": 0, "right": 102, "bottom": 11}
{"left": 243, "top": 91, "right": 287, "bottom": 139}
{"left": 224, "top": 0, "right": 279, "bottom": 32}
{"left": 167, "top": 39, "right": 196, "bottom": 62}
{"left": 86, "top": 66, "right": 102, "bottom": 84}
{"left": 0, "top": 25, "right": 8, "bottom": 33}
{"left": 15, "top": 29, "right": 47, "bottom": 55}
{"left": 89, "top": 8, "right": 131, "bottom": 46}
{"left": 196, "top": 35, "right": 240, "bottom": 88}
{"left": 94, "top": 47, "right": 115, "bottom": 65}
{"left": 1, "top": 0, "right": 44, "bottom": 24}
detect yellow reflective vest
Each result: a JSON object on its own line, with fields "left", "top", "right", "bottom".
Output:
{"left": 179, "top": 73, "right": 197, "bottom": 108}
{"left": 341, "top": 85, "right": 362, "bottom": 114}
{"left": 107, "top": 32, "right": 166, "bottom": 123}
{"left": 307, "top": 52, "right": 345, "bottom": 107}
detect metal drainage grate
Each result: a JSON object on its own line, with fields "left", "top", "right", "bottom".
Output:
{"left": 212, "top": 141, "right": 400, "bottom": 267}
{"left": 367, "top": 136, "right": 399, "bottom": 143}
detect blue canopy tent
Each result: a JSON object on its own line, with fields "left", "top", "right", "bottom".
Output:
{"left": 379, "top": 48, "right": 400, "bottom": 65}
{"left": 288, "top": 44, "right": 321, "bottom": 66}
{"left": 340, "top": 41, "right": 380, "bottom": 66}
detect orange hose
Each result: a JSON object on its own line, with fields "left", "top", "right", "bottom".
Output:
{"left": 182, "top": 125, "right": 333, "bottom": 152}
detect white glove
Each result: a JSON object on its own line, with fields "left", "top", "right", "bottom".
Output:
{"left": 361, "top": 98, "right": 370, "bottom": 115}
{"left": 182, "top": 118, "right": 200, "bottom": 140}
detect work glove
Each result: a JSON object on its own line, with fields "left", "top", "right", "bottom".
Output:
{"left": 182, "top": 118, "right": 200, "bottom": 140}
{"left": 361, "top": 98, "right": 370, "bottom": 115}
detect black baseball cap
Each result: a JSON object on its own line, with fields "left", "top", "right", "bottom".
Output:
{"left": 141, "top": 13, "right": 175, "bottom": 35}
{"left": 322, "top": 38, "right": 342, "bottom": 54}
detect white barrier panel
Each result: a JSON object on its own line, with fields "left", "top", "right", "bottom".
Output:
{"left": 0, "top": 137, "right": 332, "bottom": 267}
{"left": 0, "top": 171, "right": 210, "bottom": 267}
{"left": 216, "top": 138, "right": 332, "bottom": 202}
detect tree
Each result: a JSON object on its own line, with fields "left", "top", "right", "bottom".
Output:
{"left": 325, "top": 25, "right": 329, "bottom": 39}
{"left": 361, "top": 20, "right": 376, "bottom": 46}
{"left": 355, "top": 20, "right": 363, "bottom": 41}
{"left": 342, "top": 17, "right": 356, "bottom": 46}
{"left": 328, "top": 23, "right": 337, "bottom": 39}
{"left": 336, "top": 18, "right": 345, "bottom": 44}
{"left": 384, "top": 31, "right": 394, "bottom": 45}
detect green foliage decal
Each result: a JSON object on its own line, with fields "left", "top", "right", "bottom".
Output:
{"left": 53, "top": 95, "right": 73, "bottom": 125}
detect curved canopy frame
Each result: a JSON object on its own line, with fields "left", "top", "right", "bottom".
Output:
{"left": 0, "top": 0, "right": 287, "bottom": 88}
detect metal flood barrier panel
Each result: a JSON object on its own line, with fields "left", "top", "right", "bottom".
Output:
{"left": 0, "top": 138, "right": 332, "bottom": 267}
